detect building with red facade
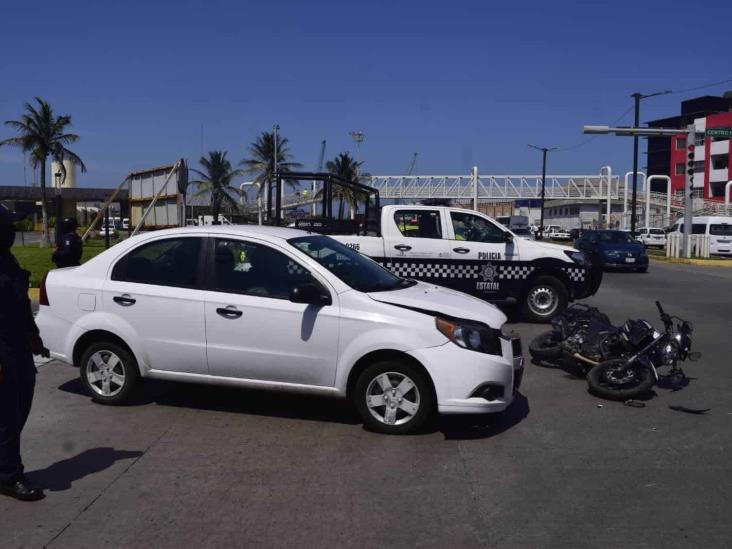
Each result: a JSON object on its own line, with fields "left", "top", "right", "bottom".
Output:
{"left": 647, "top": 94, "right": 732, "bottom": 201}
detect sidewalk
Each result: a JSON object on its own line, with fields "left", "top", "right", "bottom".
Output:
{"left": 649, "top": 255, "right": 732, "bottom": 267}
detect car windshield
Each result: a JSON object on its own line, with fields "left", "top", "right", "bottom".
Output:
{"left": 710, "top": 224, "right": 732, "bottom": 236}
{"left": 596, "top": 231, "right": 635, "bottom": 244}
{"left": 288, "top": 235, "right": 415, "bottom": 293}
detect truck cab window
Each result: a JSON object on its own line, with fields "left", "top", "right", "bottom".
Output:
{"left": 393, "top": 210, "right": 442, "bottom": 239}
{"left": 450, "top": 212, "right": 505, "bottom": 243}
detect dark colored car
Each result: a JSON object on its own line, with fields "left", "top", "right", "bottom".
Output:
{"left": 574, "top": 230, "right": 649, "bottom": 273}
{"left": 569, "top": 228, "right": 583, "bottom": 240}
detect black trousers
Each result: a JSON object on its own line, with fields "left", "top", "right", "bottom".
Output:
{"left": 0, "top": 346, "right": 36, "bottom": 482}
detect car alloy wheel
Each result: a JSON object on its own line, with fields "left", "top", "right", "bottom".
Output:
{"left": 86, "top": 350, "right": 127, "bottom": 398}
{"left": 365, "top": 372, "right": 421, "bottom": 426}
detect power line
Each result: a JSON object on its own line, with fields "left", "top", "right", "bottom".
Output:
{"left": 557, "top": 104, "right": 634, "bottom": 152}
{"left": 554, "top": 77, "right": 732, "bottom": 154}
{"left": 669, "top": 76, "right": 732, "bottom": 95}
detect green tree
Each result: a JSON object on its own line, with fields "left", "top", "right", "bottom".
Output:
{"left": 190, "top": 151, "right": 245, "bottom": 224}
{"left": 1, "top": 98, "right": 86, "bottom": 246}
{"left": 240, "top": 131, "right": 303, "bottom": 201}
{"left": 326, "top": 152, "right": 368, "bottom": 219}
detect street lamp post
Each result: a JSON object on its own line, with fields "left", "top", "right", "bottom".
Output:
{"left": 349, "top": 131, "right": 365, "bottom": 174}
{"left": 628, "top": 91, "right": 670, "bottom": 236}
{"left": 54, "top": 171, "right": 63, "bottom": 246}
{"left": 528, "top": 145, "right": 558, "bottom": 240}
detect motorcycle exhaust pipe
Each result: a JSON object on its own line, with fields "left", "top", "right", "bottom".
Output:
{"left": 573, "top": 353, "right": 600, "bottom": 366}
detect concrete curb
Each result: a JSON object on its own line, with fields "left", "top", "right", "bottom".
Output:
{"left": 649, "top": 256, "right": 732, "bottom": 267}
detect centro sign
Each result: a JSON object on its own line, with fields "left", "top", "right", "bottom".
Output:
{"left": 705, "top": 127, "right": 732, "bottom": 138}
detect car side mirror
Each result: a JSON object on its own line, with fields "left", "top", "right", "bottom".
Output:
{"left": 503, "top": 232, "right": 514, "bottom": 243}
{"left": 289, "top": 282, "right": 332, "bottom": 306}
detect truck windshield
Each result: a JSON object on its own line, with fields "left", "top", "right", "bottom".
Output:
{"left": 288, "top": 235, "right": 415, "bottom": 293}
{"left": 710, "top": 224, "right": 732, "bottom": 236}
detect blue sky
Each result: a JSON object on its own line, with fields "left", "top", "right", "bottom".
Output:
{"left": 1, "top": 0, "right": 731, "bottom": 187}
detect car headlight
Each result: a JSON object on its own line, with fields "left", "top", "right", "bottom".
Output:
{"left": 564, "top": 251, "right": 587, "bottom": 264}
{"left": 435, "top": 317, "right": 503, "bottom": 355}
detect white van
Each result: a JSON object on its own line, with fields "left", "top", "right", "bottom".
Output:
{"left": 637, "top": 227, "right": 667, "bottom": 248}
{"left": 670, "top": 216, "right": 732, "bottom": 256}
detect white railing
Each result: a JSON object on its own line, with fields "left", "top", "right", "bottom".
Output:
{"left": 666, "top": 233, "right": 711, "bottom": 258}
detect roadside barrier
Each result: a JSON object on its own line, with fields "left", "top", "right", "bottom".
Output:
{"left": 666, "top": 233, "right": 710, "bottom": 258}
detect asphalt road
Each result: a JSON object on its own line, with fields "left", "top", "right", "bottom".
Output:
{"left": 3, "top": 260, "right": 731, "bottom": 548}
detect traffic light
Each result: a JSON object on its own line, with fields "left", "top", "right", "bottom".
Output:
{"left": 685, "top": 129, "right": 696, "bottom": 198}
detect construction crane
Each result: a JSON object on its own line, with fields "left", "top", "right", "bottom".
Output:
{"left": 406, "top": 152, "right": 418, "bottom": 175}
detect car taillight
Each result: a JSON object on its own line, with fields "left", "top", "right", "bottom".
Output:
{"left": 39, "top": 273, "right": 50, "bottom": 306}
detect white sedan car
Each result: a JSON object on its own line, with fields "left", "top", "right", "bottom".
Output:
{"left": 37, "top": 226, "right": 523, "bottom": 434}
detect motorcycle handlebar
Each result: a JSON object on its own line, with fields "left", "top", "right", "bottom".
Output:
{"left": 656, "top": 301, "right": 673, "bottom": 329}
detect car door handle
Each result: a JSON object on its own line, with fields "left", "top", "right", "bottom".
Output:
{"left": 113, "top": 295, "right": 136, "bottom": 306}
{"left": 453, "top": 247, "right": 470, "bottom": 254}
{"left": 216, "top": 307, "right": 243, "bottom": 319}
{"left": 394, "top": 244, "right": 412, "bottom": 251}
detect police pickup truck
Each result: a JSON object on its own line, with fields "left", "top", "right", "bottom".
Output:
{"left": 327, "top": 205, "right": 602, "bottom": 322}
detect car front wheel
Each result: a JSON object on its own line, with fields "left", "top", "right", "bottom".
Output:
{"left": 80, "top": 341, "right": 140, "bottom": 405}
{"left": 353, "top": 361, "right": 435, "bottom": 435}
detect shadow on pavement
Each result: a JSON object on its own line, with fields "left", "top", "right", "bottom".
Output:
{"left": 438, "top": 393, "right": 529, "bottom": 440}
{"left": 58, "top": 378, "right": 529, "bottom": 438}
{"left": 28, "top": 447, "right": 143, "bottom": 492}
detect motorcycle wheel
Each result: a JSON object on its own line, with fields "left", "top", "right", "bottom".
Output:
{"left": 529, "top": 331, "right": 562, "bottom": 360}
{"left": 587, "top": 359, "right": 655, "bottom": 401}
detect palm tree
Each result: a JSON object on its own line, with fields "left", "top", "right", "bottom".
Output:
{"left": 326, "top": 152, "right": 368, "bottom": 219}
{"left": 240, "top": 131, "right": 303, "bottom": 200}
{"left": 0, "top": 98, "right": 86, "bottom": 246}
{"left": 190, "top": 151, "right": 245, "bottom": 224}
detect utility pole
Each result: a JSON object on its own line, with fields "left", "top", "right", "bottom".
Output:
{"left": 529, "top": 145, "right": 558, "bottom": 240}
{"left": 271, "top": 123, "right": 279, "bottom": 223}
{"left": 629, "top": 90, "right": 670, "bottom": 236}
{"left": 683, "top": 124, "right": 695, "bottom": 258}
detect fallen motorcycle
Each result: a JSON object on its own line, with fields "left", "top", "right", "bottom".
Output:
{"left": 529, "top": 302, "right": 700, "bottom": 401}
{"left": 528, "top": 303, "right": 620, "bottom": 373}
{"left": 587, "top": 302, "right": 699, "bottom": 400}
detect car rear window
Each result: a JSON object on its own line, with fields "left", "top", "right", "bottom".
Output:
{"left": 649, "top": 229, "right": 665, "bottom": 235}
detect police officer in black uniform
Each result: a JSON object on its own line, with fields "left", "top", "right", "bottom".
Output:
{"left": 52, "top": 217, "right": 83, "bottom": 268}
{"left": 0, "top": 203, "right": 48, "bottom": 501}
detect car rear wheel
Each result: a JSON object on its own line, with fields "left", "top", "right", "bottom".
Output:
{"left": 353, "top": 361, "right": 435, "bottom": 435}
{"left": 80, "top": 341, "right": 140, "bottom": 405}
{"left": 521, "top": 275, "right": 568, "bottom": 323}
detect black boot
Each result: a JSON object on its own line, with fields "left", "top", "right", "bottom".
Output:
{"left": 0, "top": 477, "right": 45, "bottom": 501}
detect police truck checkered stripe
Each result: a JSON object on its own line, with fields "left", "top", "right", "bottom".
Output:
{"left": 384, "top": 262, "right": 479, "bottom": 279}
{"left": 382, "top": 261, "right": 537, "bottom": 280}
{"left": 498, "top": 265, "right": 534, "bottom": 280}
{"left": 562, "top": 267, "right": 586, "bottom": 282}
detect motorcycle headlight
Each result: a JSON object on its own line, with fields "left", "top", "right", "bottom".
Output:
{"left": 436, "top": 317, "right": 502, "bottom": 356}
{"left": 564, "top": 251, "right": 587, "bottom": 264}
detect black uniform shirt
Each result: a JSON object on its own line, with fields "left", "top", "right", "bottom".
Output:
{"left": 52, "top": 232, "right": 83, "bottom": 268}
{"left": 0, "top": 251, "right": 39, "bottom": 350}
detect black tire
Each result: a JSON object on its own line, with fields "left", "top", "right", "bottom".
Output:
{"left": 521, "top": 275, "right": 569, "bottom": 323}
{"left": 353, "top": 360, "right": 435, "bottom": 435}
{"left": 587, "top": 359, "right": 655, "bottom": 401}
{"left": 79, "top": 341, "right": 140, "bottom": 405}
{"left": 529, "top": 331, "right": 562, "bottom": 360}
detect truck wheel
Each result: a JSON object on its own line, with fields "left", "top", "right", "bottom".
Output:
{"left": 353, "top": 361, "right": 435, "bottom": 435}
{"left": 80, "top": 341, "right": 140, "bottom": 405}
{"left": 521, "top": 275, "right": 568, "bottom": 323}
